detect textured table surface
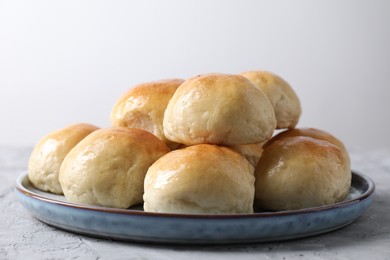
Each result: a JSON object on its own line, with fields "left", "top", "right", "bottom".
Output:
{"left": 1, "top": 146, "right": 389, "bottom": 260}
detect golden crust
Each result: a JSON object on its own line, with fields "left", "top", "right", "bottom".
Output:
{"left": 264, "top": 127, "right": 345, "bottom": 149}
{"left": 264, "top": 127, "right": 350, "bottom": 166}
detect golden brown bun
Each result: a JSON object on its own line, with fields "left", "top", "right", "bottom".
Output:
{"left": 28, "top": 123, "right": 99, "bottom": 194}
{"left": 144, "top": 144, "right": 255, "bottom": 214}
{"left": 241, "top": 71, "right": 301, "bottom": 129}
{"left": 254, "top": 136, "right": 351, "bottom": 210}
{"left": 264, "top": 127, "right": 350, "bottom": 166}
{"left": 229, "top": 143, "right": 264, "bottom": 168}
{"left": 163, "top": 73, "right": 276, "bottom": 146}
{"left": 110, "top": 79, "right": 184, "bottom": 149}
{"left": 59, "top": 127, "right": 170, "bottom": 208}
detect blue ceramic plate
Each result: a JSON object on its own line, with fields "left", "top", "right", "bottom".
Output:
{"left": 15, "top": 171, "right": 374, "bottom": 244}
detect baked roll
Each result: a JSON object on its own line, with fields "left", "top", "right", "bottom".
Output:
{"left": 144, "top": 144, "right": 255, "bottom": 214}
{"left": 111, "top": 79, "right": 184, "bottom": 149}
{"left": 28, "top": 123, "right": 99, "bottom": 194}
{"left": 59, "top": 127, "right": 170, "bottom": 208}
{"left": 254, "top": 136, "right": 351, "bottom": 210}
{"left": 163, "top": 73, "right": 276, "bottom": 146}
{"left": 241, "top": 70, "right": 301, "bottom": 129}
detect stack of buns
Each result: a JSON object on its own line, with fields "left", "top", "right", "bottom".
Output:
{"left": 28, "top": 70, "right": 351, "bottom": 213}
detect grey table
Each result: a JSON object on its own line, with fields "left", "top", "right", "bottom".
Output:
{"left": 1, "top": 146, "right": 389, "bottom": 260}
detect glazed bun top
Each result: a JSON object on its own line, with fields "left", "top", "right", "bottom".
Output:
{"left": 263, "top": 127, "right": 350, "bottom": 166}
{"left": 264, "top": 127, "right": 345, "bottom": 150}
{"left": 110, "top": 78, "right": 184, "bottom": 149}
{"left": 241, "top": 70, "right": 301, "bottom": 129}
{"left": 28, "top": 123, "right": 99, "bottom": 194}
{"left": 163, "top": 73, "right": 276, "bottom": 146}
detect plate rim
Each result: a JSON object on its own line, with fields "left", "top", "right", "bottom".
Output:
{"left": 15, "top": 171, "right": 375, "bottom": 219}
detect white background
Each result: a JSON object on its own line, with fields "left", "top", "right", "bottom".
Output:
{"left": 1, "top": 0, "right": 389, "bottom": 151}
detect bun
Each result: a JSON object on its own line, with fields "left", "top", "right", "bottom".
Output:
{"left": 144, "top": 144, "right": 255, "bottom": 214}
{"left": 111, "top": 79, "right": 184, "bottom": 149}
{"left": 241, "top": 71, "right": 301, "bottom": 129}
{"left": 28, "top": 123, "right": 99, "bottom": 194}
{"left": 254, "top": 136, "right": 351, "bottom": 210}
{"left": 59, "top": 127, "right": 170, "bottom": 208}
{"left": 163, "top": 73, "right": 276, "bottom": 146}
